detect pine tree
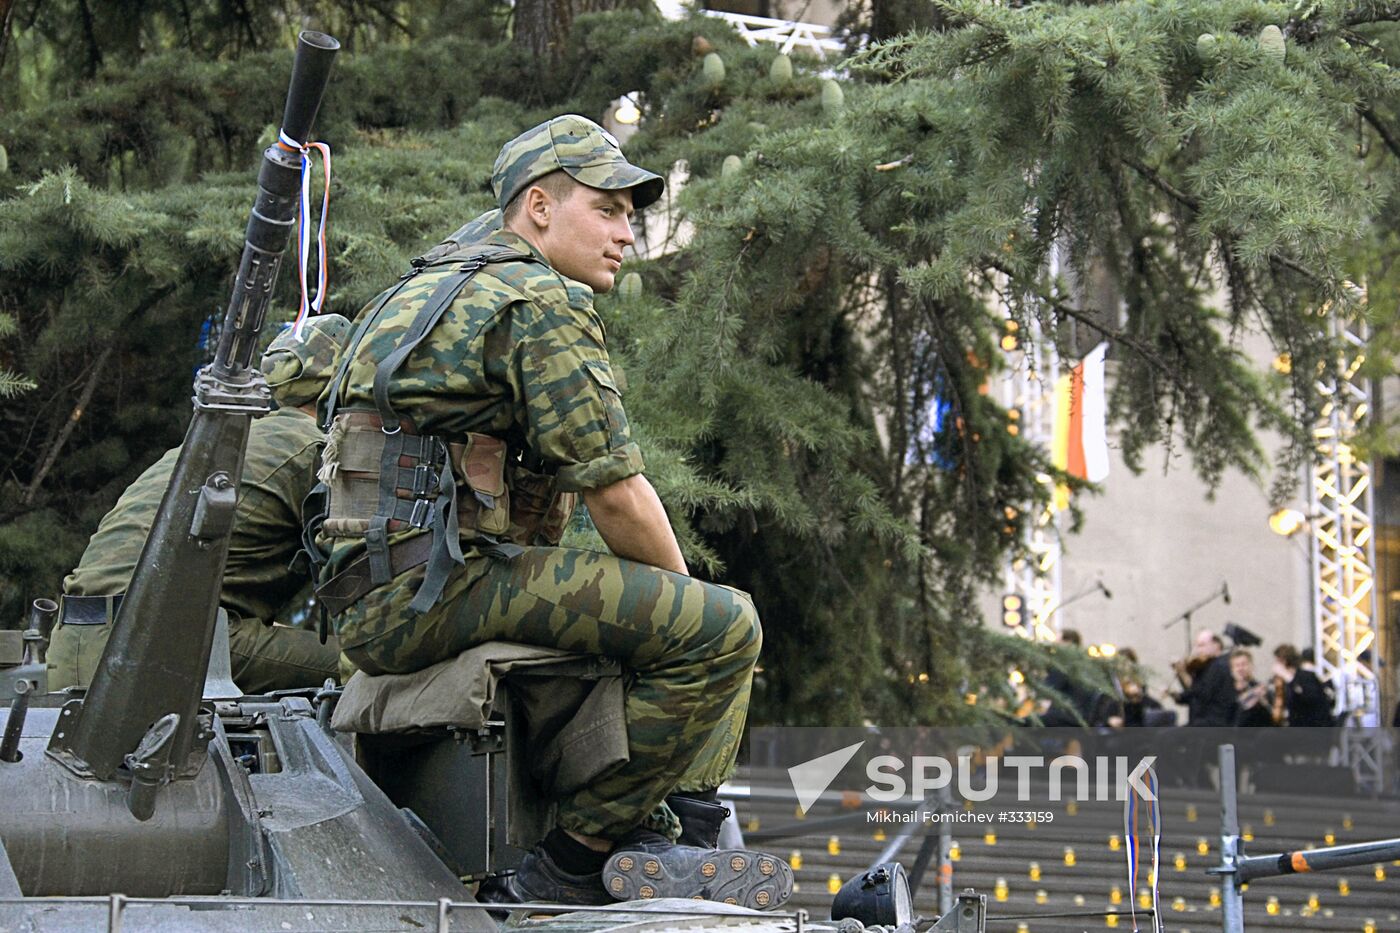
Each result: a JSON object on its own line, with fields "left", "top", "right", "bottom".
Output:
{"left": 1, "top": 1, "right": 1396, "bottom": 725}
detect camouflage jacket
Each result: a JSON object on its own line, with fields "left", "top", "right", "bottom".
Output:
{"left": 64, "top": 408, "right": 324, "bottom": 624}
{"left": 319, "top": 229, "right": 644, "bottom": 578}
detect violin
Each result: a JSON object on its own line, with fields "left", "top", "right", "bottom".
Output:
{"left": 1172, "top": 653, "right": 1211, "bottom": 687}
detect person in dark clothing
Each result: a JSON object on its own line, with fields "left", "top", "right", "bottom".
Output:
{"left": 1173, "top": 629, "right": 1237, "bottom": 726}
{"left": 1229, "top": 649, "right": 1276, "bottom": 727}
{"left": 1038, "top": 629, "right": 1113, "bottom": 727}
{"left": 1274, "top": 644, "right": 1335, "bottom": 726}
{"left": 1111, "top": 648, "right": 1167, "bottom": 727}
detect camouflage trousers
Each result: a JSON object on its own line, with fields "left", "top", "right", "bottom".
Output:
{"left": 48, "top": 610, "right": 341, "bottom": 694}
{"left": 339, "top": 546, "right": 762, "bottom": 841}
{"left": 226, "top": 618, "right": 343, "bottom": 695}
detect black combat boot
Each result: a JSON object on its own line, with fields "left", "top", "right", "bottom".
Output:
{"left": 476, "top": 845, "right": 612, "bottom": 909}
{"left": 666, "top": 794, "right": 730, "bottom": 848}
{"left": 601, "top": 828, "right": 793, "bottom": 910}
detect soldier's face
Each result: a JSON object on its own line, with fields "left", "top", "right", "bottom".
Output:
{"left": 539, "top": 184, "right": 636, "bottom": 292}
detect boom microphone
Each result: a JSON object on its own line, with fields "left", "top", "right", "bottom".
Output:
{"left": 1222, "top": 582, "right": 1232, "bottom": 605}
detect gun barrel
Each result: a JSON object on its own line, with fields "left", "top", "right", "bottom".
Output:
{"left": 280, "top": 31, "right": 340, "bottom": 146}
{"left": 212, "top": 30, "right": 341, "bottom": 378}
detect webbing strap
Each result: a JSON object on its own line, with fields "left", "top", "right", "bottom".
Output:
{"left": 365, "top": 427, "right": 406, "bottom": 586}
{"left": 410, "top": 452, "right": 465, "bottom": 613}
{"left": 295, "top": 482, "right": 330, "bottom": 575}
{"left": 371, "top": 269, "right": 476, "bottom": 426}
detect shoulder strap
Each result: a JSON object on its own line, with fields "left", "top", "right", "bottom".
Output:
{"left": 410, "top": 209, "right": 504, "bottom": 269}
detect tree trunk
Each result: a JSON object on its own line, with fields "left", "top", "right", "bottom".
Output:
{"left": 512, "top": 0, "right": 638, "bottom": 73}
{"left": 870, "top": 0, "right": 946, "bottom": 43}
{"left": 513, "top": 0, "right": 573, "bottom": 64}
{"left": 0, "top": 0, "right": 16, "bottom": 77}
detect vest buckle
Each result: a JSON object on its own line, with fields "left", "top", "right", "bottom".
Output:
{"left": 409, "top": 498, "right": 434, "bottom": 529}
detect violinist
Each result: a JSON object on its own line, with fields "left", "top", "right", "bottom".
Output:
{"left": 1229, "top": 649, "right": 1276, "bottom": 727}
{"left": 1110, "top": 648, "right": 1165, "bottom": 727}
{"left": 1171, "top": 629, "right": 1236, "bottom": 726}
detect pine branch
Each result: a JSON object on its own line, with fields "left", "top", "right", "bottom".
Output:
{"left": 1267, "top": 252, "right": 1322, "bottom": 284}
{"left": 981, "top": 259, "right": 1195, "bottom": 395}
{"left": 1119, "top": 157, "right": 1324, "bottom": 285}
{"left": 20, "top": 346, "right": 117, "bottom": 507}
{"left": 1289, "top": 3, "right": 1400, "bottom": 43}
{"left": 360, "top": 0, "right": 413, "bottom": 37}
{"left": 0, "top": 371, "right": 35, "bottom": 398}
{"left": 19, "top": 284, "right": 176, "bottom": 507}
{"left": 1119, "top": 156, "right": 1200, "bottom": 213}
{"left": 1360, "top": 105, "right": 1400, "bottom": 163}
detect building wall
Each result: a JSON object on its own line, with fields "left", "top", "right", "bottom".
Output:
{"left": 1052, "top": 437, "right": 1314, "bottom": 711}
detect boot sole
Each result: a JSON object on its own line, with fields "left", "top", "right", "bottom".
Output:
{"left": 602, "top": 849, "right": 793, "bottom": 910}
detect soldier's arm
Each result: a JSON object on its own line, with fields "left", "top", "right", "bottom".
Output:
{"left": 583, "top": 474, "right": 687, "bottom": 576}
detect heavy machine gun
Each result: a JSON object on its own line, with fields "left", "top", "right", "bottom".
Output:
{"left": 47, "top": 30, "right": 340, "bottom": 787}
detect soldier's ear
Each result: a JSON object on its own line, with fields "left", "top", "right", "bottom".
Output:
{"left": 524, "top": 184, "right": 552, "bottom": 230}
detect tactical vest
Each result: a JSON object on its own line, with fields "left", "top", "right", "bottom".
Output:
{"left": 311, "top": 244, "right": 577, "bottom": 618}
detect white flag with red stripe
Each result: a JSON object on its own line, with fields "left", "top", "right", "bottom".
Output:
{"left": 1052, "top": 343, "right": 1109, "bottom": 506}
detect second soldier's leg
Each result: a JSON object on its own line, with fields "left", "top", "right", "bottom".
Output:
{"left": 46, "top": 621, "right": 110, "bottom": 691}
{"left": 228, "top": 617, "right": 342, "bottom": 694}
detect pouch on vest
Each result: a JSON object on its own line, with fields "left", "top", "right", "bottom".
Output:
{"left": 316, "top": 243, "right": 534, "bottom": 612}
{"left": 507, "top": 464, "right": 576, "bottom": 546}
{"left": 449, "top": 434, "right": 511, "bottom": 538}
{"left": 322, "top": 411, "right": 510, "bottom": 543}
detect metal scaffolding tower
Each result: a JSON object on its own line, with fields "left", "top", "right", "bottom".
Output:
{"left": 1307, "top": 309, "right": 1384, "bottom": 790}
{"left": 1000, "top": 319, "right": 1063, "bottom": 642}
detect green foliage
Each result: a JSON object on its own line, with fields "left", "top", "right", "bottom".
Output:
{"left": 0, "top": 0, "right": 506, "bottom": 106}
{"left": 2, "top": 0, "right": 1398, "bottom": 727}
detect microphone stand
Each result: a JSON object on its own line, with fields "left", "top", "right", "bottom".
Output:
{"left": 1162, "top": 582, "right": 1231, "bottom": 655}
{"left": 1043, "top": 580, "right": 1113, "bottom": 628}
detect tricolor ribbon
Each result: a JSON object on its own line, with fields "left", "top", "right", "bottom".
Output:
{"left": 277, "top": 129, "right": 332, "bottom": 338}
{"left": 1124, "top": 764, "right": 1162, "bottom": 932}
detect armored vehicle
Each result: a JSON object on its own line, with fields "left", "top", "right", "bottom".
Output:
{"left": 0, "top": 32, "right": 981, "bottom": 933}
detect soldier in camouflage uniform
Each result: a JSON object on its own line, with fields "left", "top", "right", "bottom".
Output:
{"left": 49, "top": 315, "right": 350, "bottom": 695}
{"left": 316, "top": 115, "right": 790, "bottom": 909}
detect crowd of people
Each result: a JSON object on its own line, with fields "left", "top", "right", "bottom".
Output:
{"left": 1169, "top": 628, "right": 1336, "bottom": 728}
{"left": 1034, "top": 627, "right": 1338, "bottom": 729}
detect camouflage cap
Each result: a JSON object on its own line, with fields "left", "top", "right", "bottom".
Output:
{"left": 260, "top": 314, "right": 353, "bottom": 408}
{"left": 492, "top": 114, "right": 665, "bottom": 212}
